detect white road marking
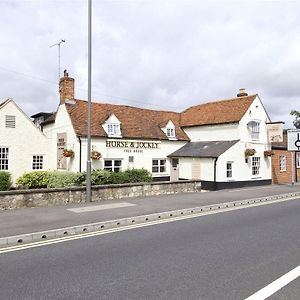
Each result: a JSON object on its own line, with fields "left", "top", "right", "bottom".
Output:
{"left": 67, "top": 202, "right": 136, "bottom": 213}
{"left": 244, "top": 265, "right": 300, "bottom": 300}
{"left": 0, "top": 196, "right": 299, "bottom": 254}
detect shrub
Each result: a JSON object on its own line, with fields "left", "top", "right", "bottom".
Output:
{"left": 0, "top": 171, "right": 12, "bottom": 191}
{"left": 16, "top": 171, "right": 50, "bottom": 189}
{"left": 47, "top": 171, "right": 82, "bottom": 188}
{"left": 124, "top": 168, "right": 152, "bottom": 183}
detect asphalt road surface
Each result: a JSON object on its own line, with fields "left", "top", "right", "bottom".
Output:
{"left": 1, "top": 198, "right": 300, "bottom": 299}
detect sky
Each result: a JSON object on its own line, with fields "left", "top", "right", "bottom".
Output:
{"left": 0, "top": 0, "right": 299, "bottom": 128}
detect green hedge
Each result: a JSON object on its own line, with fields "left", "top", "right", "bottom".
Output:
{"left": 15, "top": 168, "right": 152, "bottom": 189}
{"left": 0, "top": 171, "right": 12, "bottom": 191}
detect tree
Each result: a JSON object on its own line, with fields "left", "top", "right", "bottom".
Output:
{"left": 290, "top": 110, "right": 300, "bottom": 129}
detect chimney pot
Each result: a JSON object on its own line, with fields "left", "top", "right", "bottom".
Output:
{"left": 237, "top": 88, "right": 248, "bottom": 97}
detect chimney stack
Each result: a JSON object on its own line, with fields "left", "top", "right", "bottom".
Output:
{"left": 59, "top": 69, "right": 74, "bottom": 104}
{"left": 237, "top": 88, "right": 248, "bottom": 97}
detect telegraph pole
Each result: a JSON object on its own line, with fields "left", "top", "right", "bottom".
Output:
{"left": 86, "top": 0, "right": 92, "bottom": 202}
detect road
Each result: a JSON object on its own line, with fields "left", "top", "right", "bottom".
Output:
{"left": 1, "top": 198, "right": 300, "bottom": 299}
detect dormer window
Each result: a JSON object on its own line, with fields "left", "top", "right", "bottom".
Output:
{"left": 167, "top": 127, "right": 175, "bottom": 138}
{"left": 102, "top": 113, "right": 122, "bottom": 138}
{"left": 107, "top": 123, "right": 120, "bottom": 136}
{"left": 162, "top": 120, "right": 177, "bottom": 140}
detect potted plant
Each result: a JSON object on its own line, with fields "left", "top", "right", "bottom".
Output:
{"left": 91, "top": 150, "right": 101, "bottom": 160}
{"left": 264, "top": 150, "right": 274, "bottom": 157}
{"left": 245, "top": 148, "right": 256, "bottom": 157}
{"left": 63, "top": 149, "right": 75, "bottom": 158}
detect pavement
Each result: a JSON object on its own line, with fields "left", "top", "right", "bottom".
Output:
{"left": 1, "top": 183, "right": 300, "bottom": 241}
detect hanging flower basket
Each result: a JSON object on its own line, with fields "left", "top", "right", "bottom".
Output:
{"left": 264, "top": 150, "right": 275, "bottom": 157}
{"left": 63, "top": 149, "right": 75, "bottom": 158}
{"left": 91, "top": 150, "right": 101, "bottom": 160}
{"left": 245, "top": 148, "right": 256, "bottom": 157}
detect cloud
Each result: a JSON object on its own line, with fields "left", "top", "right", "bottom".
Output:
{"left": 0, "top": 0, "right": 299, "bottom": 128}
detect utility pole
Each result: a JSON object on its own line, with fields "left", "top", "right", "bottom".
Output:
{"left": 50, "top": 39, "right": 66, "bottom": 89}
{"left": 86, "top": 0, "right": 92, "bottom": 202}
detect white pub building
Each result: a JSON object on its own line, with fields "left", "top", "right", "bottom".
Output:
{"left": 29, "top": 70, "right": 273, "bottom": 190}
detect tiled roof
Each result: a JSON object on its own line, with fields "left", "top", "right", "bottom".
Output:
{"left": 65, "top": 99, "right": 190, "bottom": 141}
{"left": 168, "top": 140, "right": 239, "bottom": 158}
{"left": 180, "top": 95, "right": 257, "bottom": 127}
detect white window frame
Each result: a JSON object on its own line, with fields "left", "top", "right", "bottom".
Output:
{"left": 226, "top": 162, "right": 233, "bottom": 178}
{"left": 252, "top": 157, "right": 260, "bottom": 176}
{"left": 166, "top": 127, "right": 175, "bottom": 138}
{"left": 32, "top": 155, "right": 44, "bottom": 170}
{"left": 107, "top": 123, "right": 120, "bottom": 136}
{"left": 104, "top": 159, "right": 122, "bottom": 172}
{"left": 296, "top": 152, "right": 300, "bottom": 169}
{"left": 279, "top": 155, "right": 286, "bottom": 172}
{"left": 0, "top": 147, "right": 9, "bottom": 170}
{"left": 249, "top": 121, "right": 260, "bottom": 141}
{"left": 152, "top": 159, "right": 166, "bottom": 173}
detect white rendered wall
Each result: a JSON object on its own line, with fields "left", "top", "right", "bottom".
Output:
{"left": 183, "top": 123, "right": 239, "bottom": 142}
{"left": 0, "top": 101, "right": 51, "bottom": 182}
{"left": 79, "top": 138, "right": 187, "bottom": 177}
{"left": 43, "top": 104, "right": 80, "bottom": 172}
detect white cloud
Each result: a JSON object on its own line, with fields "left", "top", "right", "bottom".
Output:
{"left": 0, "top": 0, "right": 299, "bottom": 127}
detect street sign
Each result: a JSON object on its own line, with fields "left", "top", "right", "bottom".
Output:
{"left": 287, "top": 129, "right": 300, "bottom": 151}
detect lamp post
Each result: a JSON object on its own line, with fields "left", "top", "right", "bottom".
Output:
{"left": 86, "top": 0, "right": 92, "bottom": 202}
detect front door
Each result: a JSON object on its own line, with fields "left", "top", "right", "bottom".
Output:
{"left": 170, "top": 158, "right": 179, "bottom": 181}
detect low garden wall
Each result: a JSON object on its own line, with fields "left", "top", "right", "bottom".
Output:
{"left": 0, "top": 180, "right": 201, "bottom": 210}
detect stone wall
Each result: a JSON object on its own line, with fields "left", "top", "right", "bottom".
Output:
{"left": 0, "top": 180, "right": 201, "bottom": 210}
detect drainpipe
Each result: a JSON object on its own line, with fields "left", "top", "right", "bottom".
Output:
{"left": 213, "top": 157, "right": 218, "bottom": 191}
{"left": 78, "top": 136, "right": 82, "bottom": 172}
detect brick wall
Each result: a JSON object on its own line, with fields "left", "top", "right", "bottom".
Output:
{"left": 272, "top": 150, "right": 293, "bottom": 184}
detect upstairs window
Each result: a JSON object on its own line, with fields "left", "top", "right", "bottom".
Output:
{"left": 5, "top": 115, "right": 16, "bottom": 128}
{"left": 166, "top": 128, "right": 175, "bottom": 138}
{"left": 0, "top": 148, "right": 9, "bottom": 170}
{"left": 107, "top": 123, "right": 120, "bottom": 136}
{"left": 249, "top": 121, "right": 260, "bottom": 141}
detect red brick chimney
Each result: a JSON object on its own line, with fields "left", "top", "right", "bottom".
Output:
{"left": 59, "top": 69, "right": 74, "bottom": 104}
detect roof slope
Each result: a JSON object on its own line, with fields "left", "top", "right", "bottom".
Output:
{"left": 168, "top": 140, "right": 239, "bottom": 158}
{"left": 180, "top": 95, "right": 257, "bottom": 127}
{"left": 65, "top": 99, "right": 190, "bottom": 141}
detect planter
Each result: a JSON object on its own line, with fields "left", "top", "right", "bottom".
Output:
{"left": 63, "top": 149, "right": 74, "bottom": 158}
{"left": 264, "top": 150, "right": 274, "bottom": 157}
{"left": 91, "top": 150, "right": 101, "bottom": 160}
{"left": 245, "top": 148, "right": 256, "bottom": 157}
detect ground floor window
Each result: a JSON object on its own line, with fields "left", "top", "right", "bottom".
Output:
{"left": 296, "top": 152, "right": 300, "bottom": 168}
{"left": 152, "top": 159, "right": 166, "bottom": 173}
{"left": 279, "top": 155, "right": 286, "bottom": 172}
{"left": 252, "top": 157, "right": 260, "bottom": 175}
{"left": 0, "top": 147, "right": 9, "bottom": 170}
{"left": 226, "top": 162, "right": 233, "bottom": 178}
{"left": 104, "top": 159, "right": 122, "bottom": 172}
{"left": 32, "top": 155, "right": 44, "bottom": 170}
